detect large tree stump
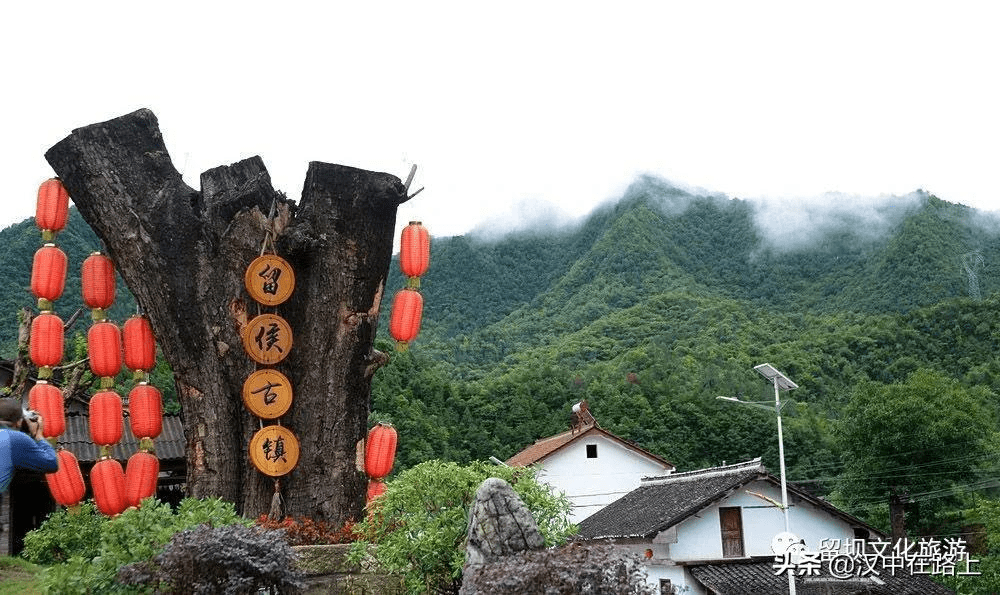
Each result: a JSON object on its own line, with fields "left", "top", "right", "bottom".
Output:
{"left": 44, "top": 108, "right": 408, "bottom": 523}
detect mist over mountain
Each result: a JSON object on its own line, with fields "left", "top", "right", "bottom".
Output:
{"left": 4, "top": 177, "right": 999, "bottom": 528}
{"left": 392, "top": 176, "right": 995, "bottom": 355}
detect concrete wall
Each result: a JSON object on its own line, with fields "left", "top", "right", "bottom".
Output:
{"left": 669, "top": 479, "right": 859, "bottom": 561}
{"left": 536, "top": 435, "right": 672, "bottom": 523}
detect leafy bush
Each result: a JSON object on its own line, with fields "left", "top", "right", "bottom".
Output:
{"left": 117, "top": 523, "right": 303, "bottom": 594}
{"left": 23, "top": 497, "right": 252, "bottom": 594}
{"left": 21, "top": 501, "right": 104, "bottom": 565}
{"left": 349, "top": 459, "right": 575, "bottom": 594}
{"left": 254, "top": 515, "right": 358, "bottom": 545}
{"left": 461, "top": 542, "right": 655, "bottom": 594}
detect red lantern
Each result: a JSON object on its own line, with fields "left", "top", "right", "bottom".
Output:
{"left": 123, "top": 315, "right": 156, "bottom": 373}
{"left": 31, "top": 244, "right": 68, "bottom": 307}
{"left": 389, "top": 289, "right": 423, "bottom": 349}
{"left": 82, "top": 252, "right": 115, "bottom": 315}
{"left": 400, "top": 221, "right": 430, "bottom": 284}
{"left": 128, "top": 383, "right": 163, "bottom": 439}
{"left": 367, "top": 479, "right": 387, "bottom": 504}
{"left": 30, "top": 312, "right": 64, "bottom": 369}
{"left": 89, "top": 390, "right": 123, "bottom": 446}
{"left": 36, "top": 178, "right": 70, "bottom": 237}
{"left": 28, "top": 382, "right": 65, "bottom": 438}
{"left": 365, "top": 423, "right": 398, "bottom": 479}
{"left": 91, "top": 458, "right": 127, "bottom": 516}
{"left": 124, "top": 451, "right": 159, "bottom": 508}
{"left": 46, "top": 449, "right": 85, "bottom": 507}
{"left": 88, "top": 321, "right": 122, "bottom": 379}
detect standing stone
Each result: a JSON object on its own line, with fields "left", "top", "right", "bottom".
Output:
{"left": 462, "top": 477, "right": 545, "bottom": 590}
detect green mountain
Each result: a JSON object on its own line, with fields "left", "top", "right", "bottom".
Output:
{"left": 4, "top": 176, "right": 999, "bottom": 534}
{"left": 373, "top": 178, "right": 1000, "bottom": 535}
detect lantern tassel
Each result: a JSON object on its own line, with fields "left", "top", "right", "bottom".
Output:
{"left": 268, "top": 479, "right": 283, "bottom": 520}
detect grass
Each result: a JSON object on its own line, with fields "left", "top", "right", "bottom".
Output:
{"left": 0, "top": 556, "right": 44, "bottom": 595}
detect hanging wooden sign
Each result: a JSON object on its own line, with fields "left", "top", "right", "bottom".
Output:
{"left": 249, "top": 425, "right": 300, "bottom": 477}
{"left": 242, "top": 314, "right": 293, "bottom": 364}
{"left": 245, "top": 254, "right": 295, "bottom": 306}
{"left": 242, "top": 369, "right": 293, "bottom": 419}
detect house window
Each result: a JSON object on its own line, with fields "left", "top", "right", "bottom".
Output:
{"left": 658, "top": 578, "right": 673, "bottom": 594}
{"left": 719, "top": 507, "right": 744, "bottom": 558}
{"left": 586, "top": 444, "right": 598, "bottom": 458}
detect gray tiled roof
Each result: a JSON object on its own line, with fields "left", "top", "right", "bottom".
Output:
{"left": 57, "top": 412, "right": 186, "bottom": 463}
{"left": 688, "top": 557, "right": 954, "bottom": 595}
{"left": 578, "top": 459, "right": 765, "bottom": 539}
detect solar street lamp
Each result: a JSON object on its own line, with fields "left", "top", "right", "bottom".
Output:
{"left": 717, "top": 363, "right": 799, "bottom": 595}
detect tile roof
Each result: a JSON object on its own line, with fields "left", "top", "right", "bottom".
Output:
{"left": 57, "top": 412, "right": 186, "bottom": 463}
{"left": 688, "top": 557, "right": 954, "bottom": 595}
{"left": 505, "top": 423, "right": 674, "bottom": 469}
{"left": 577, "top": 458, "right": 765, "bottom": 539}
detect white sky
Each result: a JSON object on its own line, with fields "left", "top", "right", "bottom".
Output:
{"left": 2, "top": 2, "right": 998, "bottom": 243}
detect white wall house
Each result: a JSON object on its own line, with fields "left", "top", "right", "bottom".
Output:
{"left": 577, "top": 459, "right": 953, "bottom": 595}
{"left": 506, "top": 420, "right": 675, "bottom": 524}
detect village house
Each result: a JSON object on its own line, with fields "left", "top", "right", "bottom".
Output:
{"left": 506, "top": 401, "right": 675, "bottom": 524}
{"left": 577, "top": 458, "right": 956, "bottom": 595}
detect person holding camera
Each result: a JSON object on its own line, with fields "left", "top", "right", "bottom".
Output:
{"left": 0, "top": 397, "right": 58, "bottom": 493}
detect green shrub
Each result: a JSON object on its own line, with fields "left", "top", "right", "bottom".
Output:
{"left": 117, "top": 523, "right": 303, "bottom": 594}
{"left": 23, "top": 497, "right": 253, "bottom": 595}
{"left": 349, "top": 459, "right": 575, "bottom": 594}
{"left": 21, "top": 502, "right": 104, "bottom": 565}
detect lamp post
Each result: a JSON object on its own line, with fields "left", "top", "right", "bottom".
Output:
{"left": 717, "top": 363, "right": 798, "bottom": 595}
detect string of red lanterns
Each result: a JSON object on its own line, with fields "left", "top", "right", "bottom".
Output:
{"left": 28, "top": 178, "right": 165, "bottom": 515}
{"left": 389, "top": 221, "right": 429, "bottom": 351}
{"left": 81, "top": 251, "right": 129, "bottom": 516}
{"left": 28, "top": 179, "right": 84, "bottom": 508}
{"left": 364, "top": 422, "right": 398, "bottom": 505}
{"left": 365, "top": 221, "right": 428, "bottom": 504}
{"left": 123, "top": 313, "right": 162, "bottom": 509}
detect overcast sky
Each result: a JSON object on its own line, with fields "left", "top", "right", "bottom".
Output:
{"left": 2, "top": 2, "right": 997, "bottom": 244}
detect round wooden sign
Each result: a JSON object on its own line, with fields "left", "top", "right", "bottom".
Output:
{"left": 242, "top": 369, "right": 293, "bottom": 419}
{"left": 245, "top": 254, "right": 295, "bottom": 306}
{"left": 242, "top": 314, "right": 293, "bottom": 364}
{"left": 249, "top": 425, "right": 300, "bottom": 477}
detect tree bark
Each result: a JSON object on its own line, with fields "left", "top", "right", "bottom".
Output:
{"left": 44, "top": 108, "right": 406, "bottom": 524}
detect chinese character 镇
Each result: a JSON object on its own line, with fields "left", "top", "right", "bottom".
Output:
{"left": 262, "top": 436, "right": 287, "bottom": 463}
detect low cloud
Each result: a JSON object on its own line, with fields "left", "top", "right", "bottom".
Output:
{"left": 468, "top": 197, "right": 584, "bottom": 241}
{"left": 748, "top": 191, "right": 926, "bottom": 253}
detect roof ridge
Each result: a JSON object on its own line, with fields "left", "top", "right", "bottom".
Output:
{"left": 531, "top": 423, "right": 595, "bottom": 444}
{"left": 641, "top": 457, "right": 762, "bottom": 485}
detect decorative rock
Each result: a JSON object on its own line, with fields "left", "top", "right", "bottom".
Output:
{"left": 463, "top": 477, "right": 544, "bottom": 568}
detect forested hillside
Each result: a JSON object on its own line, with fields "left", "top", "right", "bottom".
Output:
{"left": 372, "top": 177, "right": 1000, "bottom": 538}
{"left": 4, "top": 176, "right": 999, "bottom": 538}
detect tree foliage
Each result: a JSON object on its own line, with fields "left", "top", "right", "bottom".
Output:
{"left": 834, "top": 369, "right": 999, "bottom": 534}
{"left": 349, "top": 460, "right": 574, "bottom": 594}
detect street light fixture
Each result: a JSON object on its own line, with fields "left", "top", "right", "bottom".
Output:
{"left": 717, "top": 363, "right": 798, "bottom": 595}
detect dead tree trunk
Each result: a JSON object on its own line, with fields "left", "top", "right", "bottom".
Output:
{"left": 44, "top": 108, "right": 406, "bottom": 524}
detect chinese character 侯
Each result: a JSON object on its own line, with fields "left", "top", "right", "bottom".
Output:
{"left": 257, "top": 264, "right": 282, "bottom": 296}
{"left": 254, "top": 323, "right": 284, "bottom": 354}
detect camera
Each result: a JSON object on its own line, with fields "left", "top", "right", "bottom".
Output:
{"left": 20, "top": 408, "right": 39, "bottom": 434}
